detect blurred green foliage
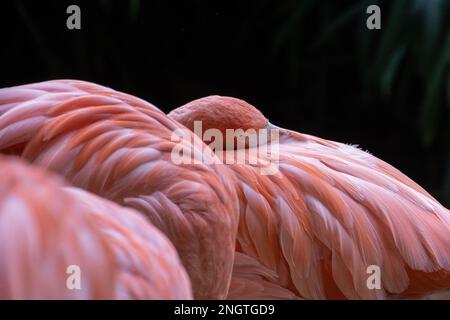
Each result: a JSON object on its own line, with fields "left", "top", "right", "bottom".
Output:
{"left": 272, "top": 0, "right": 449, "bottom": 145}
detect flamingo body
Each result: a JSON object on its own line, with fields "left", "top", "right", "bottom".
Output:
{"left": 0, "top": 156, "right": 191, "bottom": 299}
{"left": 0, "top": 81, "right": 239, "bottom": 299}
{"left": 170, "top": 96, "right": 450, "bottom": 299}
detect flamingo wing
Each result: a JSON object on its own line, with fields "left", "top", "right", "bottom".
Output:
{"left": 229, "top": 130, "right": 450, "bottom": 299}
{"left": 0, "top": 156, "right": 192, "bottom": 299}
{"left": 0, "top": 80, "right": 239, "bottom": 299}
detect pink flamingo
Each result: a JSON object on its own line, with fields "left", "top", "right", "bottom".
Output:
{"left": 0, "top": 81, "right": 239, "bottom": 299}
{"left": 169, "top": 95, "right": 450, "bottom": 299}
{"left": 2, "top": 81, "right": 449, "bottom": 299}
{"left": 0, "top": 156, "right": 191, "bottom": 299}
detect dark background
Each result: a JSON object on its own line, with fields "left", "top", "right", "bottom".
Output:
{"left": 1, "top": 0, "right": 449, "bottom": 205}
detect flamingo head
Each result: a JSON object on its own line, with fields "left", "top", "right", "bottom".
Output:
{"left": 168, "top": 95, "right": 271, "bottom": 149}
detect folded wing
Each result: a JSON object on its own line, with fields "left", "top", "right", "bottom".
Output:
{"left": 231, "top": 131, "right": 450, "bottom": 299}
{"left": 0, "top": 156, "right": 192, "bottom": 299}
